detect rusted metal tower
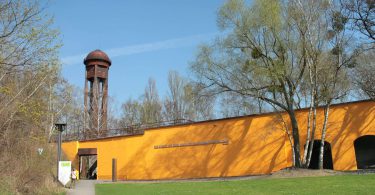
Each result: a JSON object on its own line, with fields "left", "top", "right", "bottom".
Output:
{"left": 83, "top": 50, "right": 111, "bottom": 138}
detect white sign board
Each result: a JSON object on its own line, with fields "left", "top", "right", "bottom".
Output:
{"left": 58, "top": 161, "right": 71, "bottom": 186}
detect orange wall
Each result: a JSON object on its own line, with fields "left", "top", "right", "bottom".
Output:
{"left": 62, "top": 101, "right": 375, "bottom": 180}
{"left": 61, "top": 141, "right": 79, "bottom": 169}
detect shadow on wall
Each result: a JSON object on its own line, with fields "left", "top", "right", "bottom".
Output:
{"left": 118, "top": 116, "right": 288, "bottom": 180}
{"left": 330, "top": 104, "right": 375, "bottom": 170}
{"left": 68, "top": 101, "right": 375, "bottom": 180}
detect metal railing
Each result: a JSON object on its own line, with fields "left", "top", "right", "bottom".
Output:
{"left": 60, "top": 119, "right": 195, "bottom": 141}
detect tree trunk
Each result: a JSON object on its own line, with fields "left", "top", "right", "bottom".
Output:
{"left": 306, "top": 101, "right": 317, "bottom": 168}
{"left": 319, "top": 103, "right": 330, "bottom": 169}
{"left": 302, "top": 98, "right": 313, "bottom": 166}
{"left": 288, "top": 132, "right": 296, "bottom": 167}
{"left": 288, "top": 109, "right": 301, "bottom": 168}
{"left": 303, "top": 60, "right": 317, "bottom": 167}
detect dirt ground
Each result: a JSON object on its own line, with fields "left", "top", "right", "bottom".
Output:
{"left": 97, "top": 168, "right": 375, "bottom": 184}
{"left": 269, "top": 168, "right": 341, "bottom": 178}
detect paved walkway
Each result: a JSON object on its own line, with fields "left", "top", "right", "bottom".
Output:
{"left": 66, "top": 180, "right": 96, "bottom": 195}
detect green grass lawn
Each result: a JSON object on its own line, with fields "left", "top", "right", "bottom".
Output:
{"left": 96, "top": 174, "right": 375, "bottom": 195}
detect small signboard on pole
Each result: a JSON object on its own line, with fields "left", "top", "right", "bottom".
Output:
{"left": 58, "top": 161, "right": 71, "bottom": 186}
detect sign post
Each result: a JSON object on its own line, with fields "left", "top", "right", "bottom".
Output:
{"left": 55, "top": 123, "right": 66, "bottom": 180}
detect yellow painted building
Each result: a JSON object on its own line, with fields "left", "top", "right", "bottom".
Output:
{"left": 62, "top": 100, "right": 375, "bottom": 180}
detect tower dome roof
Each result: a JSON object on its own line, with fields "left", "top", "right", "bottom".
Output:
{"left": 84, "top": 49, "right": 111, "bottom": 66}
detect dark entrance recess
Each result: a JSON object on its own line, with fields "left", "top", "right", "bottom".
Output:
{"left": 78, "top": 148, "right": 97, "bottom": 180}
{"left": 354, "top": 135, "right": 375, "bottom": 169}
{"left": 306, "top": 140, "right": 334, "bottom": 169}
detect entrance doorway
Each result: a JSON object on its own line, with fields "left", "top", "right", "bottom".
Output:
{"left": 78, "top": 148, "right": 97, "bottom": 180}
{"left": 307, "top": 140, "right": 333, "bottom": 169}
{"left": 354, "top": 135, "right": 375, "bottom": 169}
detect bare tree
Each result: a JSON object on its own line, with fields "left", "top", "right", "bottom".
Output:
{"left": 340, "top": 0, "right": 375, "bottom": 99}
{"left": 342, "top": 0, "right": 374, "bottom": 46}
{"left": 0, "top": 1, "right": 61, "bottom": 193}
{"left": 163, "top": 71, "right": 215, "bottom": 122}
{"left": 140, "top": 78, "right": 163, "bottom": 124}
{"left": 119, "top": 72, "right": 215, "bottom": 129}
{"left": 119, "top": 98, "right": 142, "bottom": 127}
{"left": 352, "top": 50, "right": 375, "bottom": 99}
{"left": 163, "top": 71, "right": 190, "bottom": 122}
{"left": 191, "top": 0, "right": 357, "bottom": 168}
{"left": 189, "top": 79, "right": 218, "bottom": 121}
{"left": 219, "top": 92, "right": 261, "bottom": 118}
{"left": 191, "top": 0, "right": 315, "bottom": 167}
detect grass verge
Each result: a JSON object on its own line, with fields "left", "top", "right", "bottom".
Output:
{"left": 96, "top": 174, "right": 375, "bottom": 195}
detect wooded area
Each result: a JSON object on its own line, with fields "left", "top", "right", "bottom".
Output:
{"left": 0, "top": 0, "right": 65, "bottom": 193}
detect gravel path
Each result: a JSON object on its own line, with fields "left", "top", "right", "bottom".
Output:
{"left": 66, "top": 180, "right": 96, "bottom": 195}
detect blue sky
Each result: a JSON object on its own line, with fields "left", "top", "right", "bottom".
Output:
{"left": 47, "top": 0, "right": 225, "bottom": 105}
